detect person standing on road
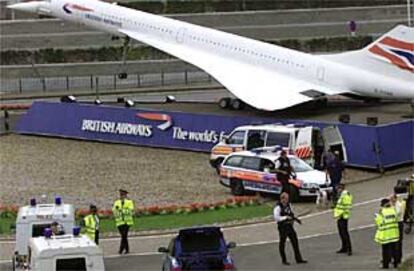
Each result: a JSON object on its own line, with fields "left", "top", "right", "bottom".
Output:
{"left": 275, "top": 150, "right": 294, "bottom": 195}
{"left": 83, "top": 204, "right": 100, "bottom": 245}
{"left": 390, "top": 193, "right": 405, "bottom": 266}
{"left": 334, "top": 183, "right": 353, "bottom": 256}
{"left": 112, "top": 189, "right": 134, "bottom": 254}
{"left": 375, "top": 198, "right": 400, "bottom": 269}
{"left": 274, "top": 192, "right": 307, "bottom": 266}
{"left": 325, "top": 150, "right": 345, "bottom": 202}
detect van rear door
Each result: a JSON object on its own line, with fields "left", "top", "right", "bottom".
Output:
{"left": 295, "top": 127, "right": 313, "bottom": 161}
{"left": 322, "top": 126, "right": 347, "bottom": 162}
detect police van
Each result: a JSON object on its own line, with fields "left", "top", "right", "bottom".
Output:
{"left": 19, "top": 231, "right": 105, "bottom": 271}
{"left": 210, "top": 124, "right": 346, "bottom": 170}
{"left": 13, "top": 197, "right": 74, "bottom": 268}
{"left": 219, "top": 148, "right": 329, "bottom": 201}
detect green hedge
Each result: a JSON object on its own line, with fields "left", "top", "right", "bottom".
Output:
{"left": 119, "top": 0, "right": 405, "bottom": 14}
{"left": 0, "top": 36, "right": 374, "bottom": 65}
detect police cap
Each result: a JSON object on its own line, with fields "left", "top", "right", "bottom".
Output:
{"left": 119, "top": 189, "right": 128, "bottom": 195}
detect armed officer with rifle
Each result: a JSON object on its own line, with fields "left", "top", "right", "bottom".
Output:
{"left": 274, "top": 192, "right": 308, "bottom": 266}
{"left": 275, "top": 150, "right": 295, "bottom": 195}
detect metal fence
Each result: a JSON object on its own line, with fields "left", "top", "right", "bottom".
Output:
{"left": 0, "top": 70, "right": 214, "bottom": 94}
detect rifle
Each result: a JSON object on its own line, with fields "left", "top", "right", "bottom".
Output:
{"left": 287, "top": 215, "right": 302, "bottom": 225}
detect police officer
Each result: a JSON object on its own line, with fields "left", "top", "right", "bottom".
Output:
{"left": 83, "top": 204, "right": 100, "bottom": 244}
{"left": 375, "top": 198, "right": 399, "bottom": 269}
{"left": 334, "top": 183, "right": 353, "bottom": 255}
{"left": 275, "top": 150, "right": 294, "bottom": 194}
{"left": 389, "top": 193, "right": 405, "bottom": 266}
{"left": 274, "top": 192, "right": 307, "bottom": 265}
{"left": 112, "top": 189, "right": 134, "bottom": 254}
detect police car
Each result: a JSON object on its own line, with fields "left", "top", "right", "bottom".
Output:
{"left": 210, "top": 124, "right": 347, "bottom": 170}
{"left": 219, "top": 148, "right": 329, "bottom": 201}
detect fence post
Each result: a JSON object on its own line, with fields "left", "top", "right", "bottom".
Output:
{"left": 114, "top": 75, "right": 117, "bottom": 90}
{"left": 137, "top": 74, "right": 141, "bottom": 88}
{"left": 4, "top": 110, "right": 10, "bottom": 133}
{"left": 161, "top": 71, "right": 164, "bottom": 86}
{"left": 95, "top": 77, "right": 99, "bottom": 100}
{"left": 18, "top": 78, "right": 22, "bottom": 93}
{"left": 90, "top": 75, "right": 94, "bottom": 90}
{"left": 184, "top": 70, "right": 188, "bottom": 85}
{"left": 66, "top": 76, "right": 69, "bottom": 91}
{"left": 42, "top": 78, "right": 46, "bottom": 92}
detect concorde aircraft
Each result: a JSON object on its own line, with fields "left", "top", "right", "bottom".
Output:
{"left": 8, "top": 0, "right": 414, "bottom": 111}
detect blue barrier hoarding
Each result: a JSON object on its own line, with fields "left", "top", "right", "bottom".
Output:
{"left": 16, "top": 102, "right": 413, "bottom": 169}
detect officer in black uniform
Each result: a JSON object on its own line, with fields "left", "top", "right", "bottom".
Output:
{"left": 275, "top": 150, "right": 294, "bottom": 194}
{"left": 274, "top": 192, "right": 307, "bottom": 265}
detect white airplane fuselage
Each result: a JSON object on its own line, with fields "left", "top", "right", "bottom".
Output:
{"left": 9, "top": 0, "right": 414, "bottom": 109}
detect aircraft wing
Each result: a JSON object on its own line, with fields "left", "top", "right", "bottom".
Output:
{"left": 120, "top": 29, "right": 336, "bottom": 111}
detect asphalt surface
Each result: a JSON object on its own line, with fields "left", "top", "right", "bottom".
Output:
{"left": 0, "top": 5, "right": 408, "bottom": 50}
{"left": 2, "top": 87, "right": 411, "bottom": 125}
{"left": 105, "top": 226, "right": 414, "bottom": 271}
{"left": 1, "top": 168, "right": 413, "bottom": 270}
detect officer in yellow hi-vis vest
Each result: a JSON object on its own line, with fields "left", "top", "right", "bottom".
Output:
{"left": 375, "top": 198, "right": 400, "bottom": 269}
{"left": 112, "top": 189, "right": 134, "bottom": 254}
{"left": 83, "top": 205, "right": 100, "bottom": 244}
{"left": 333, "top": 183, "right": 353, "bottom": 255}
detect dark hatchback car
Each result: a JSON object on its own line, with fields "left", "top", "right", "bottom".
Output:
{"left": 158, "top": 226, "right": 236, "bottom": 271}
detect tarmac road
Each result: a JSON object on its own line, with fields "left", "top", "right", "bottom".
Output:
{"left": 104, "top": 226, "right": 413, "bottom": 271}
{"left": 0, "top": 5, "right": 408, "bottom": 50}
{"left": 0, "top": 168, "right": 412, "bottom": 270}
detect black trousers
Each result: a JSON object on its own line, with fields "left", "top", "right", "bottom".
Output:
{"left": 337, "top": 218, "right": 352, "bottom": 252}
{"left": 278, "top": 223, "right": 304, "bottom": 263}
{"left": 279, "top": 175, "right": 290, "bottom": 194}
{"left": 382, "top": 242, "right": 398, "bottom": 268}
{"left": 118, "top": 224, "right": 130, "bottom": 253}
{"left": 395, "top": 221, "right": 403, "bottom": 264}
{"left": 95, "top": 230, "right": 99, "bottom": 245}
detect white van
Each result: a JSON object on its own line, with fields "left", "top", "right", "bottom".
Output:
{"left": 19, "top": 234, "right": 105, "bottom": 271}
{"left": 210, "top": 124, "right": 346, "bottom": 170}
{"left": 14, "top": 199, "right": 75, "bottom": 258}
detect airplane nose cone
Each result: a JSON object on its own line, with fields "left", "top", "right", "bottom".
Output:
{"left": 7, "top": 1, "right": 42, "bottom": 13}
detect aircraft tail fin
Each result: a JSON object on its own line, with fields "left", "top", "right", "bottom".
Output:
{"left": 365, "top": 25, "right": 413, "bottom": 72}
{"left": 322, "top": 25, "right": 413, "bottom": 73}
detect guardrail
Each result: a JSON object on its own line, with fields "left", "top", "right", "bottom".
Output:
{"left": 0, "top": 60, "right": 215, "bottom": 93}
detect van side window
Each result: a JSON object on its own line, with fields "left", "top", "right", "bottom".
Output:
{"left": 247, "top": 130, "right": 265, "bottom": 150}
{"left": 240, "top": 157, "right": 261, "bottom": 171}
{"left": 224, "top": 156, "right": 243, "bottom": 167}
{"left": 266, "top": 132, "right": 290, "bottom": 147}
{"left": 227, "top": 131, "right": 245, "bottom": 145}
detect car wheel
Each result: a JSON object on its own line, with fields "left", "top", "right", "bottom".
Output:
{"left": 219, "top": 97, "right": 231, "bottom": 109}
{"left": 231, "top": 99, "right": 245, "bottom": 110}
{"left": 230, "top": 179, "right": 245, "bottom": 196}
{"left": 289, "top": 184, "right": 300, "bottom": 202}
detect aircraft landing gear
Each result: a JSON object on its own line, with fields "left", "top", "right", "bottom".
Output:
{"left": 117, "top": 36, "right": 130, "bottom": 80}
{"left": 218, "top": 98, "right": 245, "bottom": 110}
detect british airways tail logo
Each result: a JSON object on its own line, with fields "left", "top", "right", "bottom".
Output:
{"left": 136, "top": 113, "right": 173, "bottom": 131}
{"left": 369, "top": 37, "right": 414, "bottom": 72}
{"left": 63, "top": 3, "right": 94, "bottom": 14}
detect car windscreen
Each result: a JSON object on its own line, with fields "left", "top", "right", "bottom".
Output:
{"left": 289, "top": 157, "right": 313, "bottom": 172}
{"left": 56, "top": 257, "right": 87, "bottom": 271}
{"left": 180, "top": 231, "right": 222, "bottom": 253}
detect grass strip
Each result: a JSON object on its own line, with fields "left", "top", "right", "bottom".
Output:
{"left": 0, "top": 204, "right": 273, "bottom": 236}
